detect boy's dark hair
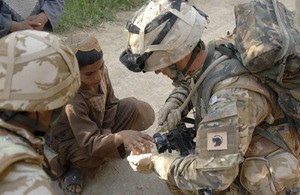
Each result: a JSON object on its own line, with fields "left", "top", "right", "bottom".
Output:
{"left": 75, "top": 49, "right": 103, "bottom": 69}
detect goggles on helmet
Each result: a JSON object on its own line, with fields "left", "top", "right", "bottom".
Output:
{"left": 120, "top": 0, "right": 182, "bottom": 72}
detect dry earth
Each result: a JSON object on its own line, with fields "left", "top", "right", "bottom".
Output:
{"left": 48, "top": 0, "right": 295, "bottom": 194}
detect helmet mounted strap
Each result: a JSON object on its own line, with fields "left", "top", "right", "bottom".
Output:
{"left": 169, "top": 64, "right": 185, "bottom": 81}
{"left": 169, "top": 41, "right": 203, "bottom": 82}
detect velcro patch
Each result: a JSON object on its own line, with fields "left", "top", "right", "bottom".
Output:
{"left": 195, "top": 125, "right": 241, "bottom": 170}
{"left": 207, "top": 131, "right": 227, "bottom": 150}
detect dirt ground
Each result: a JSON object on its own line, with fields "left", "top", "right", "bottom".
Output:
{"left": 48, "top": 0, "right": 295, "bottom": 194}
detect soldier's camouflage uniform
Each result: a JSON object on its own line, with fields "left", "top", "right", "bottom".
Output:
{"left": 0, "top": 121, "right": 55, "bottom": 194}
{"left": 121, "top": 0, "right": 300, "bottom": 194}
{"left": 0, "top": 30, "right": 80, "bottom": 194}
{"left": 297, "top": 0, "right": 300, "bottom": 28}
{"left": 153, "top": 50, "right": 300, "bottom": 194}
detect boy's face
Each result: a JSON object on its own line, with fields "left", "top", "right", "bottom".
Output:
{"left": 80, "top": 58, "right": 104, "bottom": 92}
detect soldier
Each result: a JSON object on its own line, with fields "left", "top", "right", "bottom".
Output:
{"left": 0, "top": 0, "right": 65, "bottom": 38}
{"left": 121, "top": 0, "right": 300, "bottom": 194}
{"left": 0, "top": 30, "right": 80, "bottom": 194}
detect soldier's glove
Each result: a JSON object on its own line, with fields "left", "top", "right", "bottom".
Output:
{"left": 127, "top": 153, "right": 158, "bottom": 174}
{"left": 157, "top": 100, "right": 181, "bottom": 132}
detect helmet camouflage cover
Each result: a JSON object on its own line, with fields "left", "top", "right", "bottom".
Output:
{"left": 0, "top": 30, "right": 80, "bottom": 112}
{"left": 127, "top": 0, "right": 207, "bottom": 71}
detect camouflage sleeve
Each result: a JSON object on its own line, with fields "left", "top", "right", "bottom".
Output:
{"left": 166, "top": 79, "right": 189, "bottom": 104}
{"left": 166, "top": 79, "right": 192, "bottom": 116}
{"left": 41, "top": 0, "right": 65, "bottom": 31}
{"left": 166, "top": 86, "right": 188, "bottom": 104}
{"left": 0, "top": 124, "right": 54, "bottom": 194}
{"left": 1, "top": 161, "right": 55, "bottom": 194}
{"left": 153, "top": 86, "right": 271, "bottom": 192}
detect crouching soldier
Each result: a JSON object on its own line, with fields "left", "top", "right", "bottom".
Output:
{"left": 0, "top": 30, "right": 80, "bottom": 194}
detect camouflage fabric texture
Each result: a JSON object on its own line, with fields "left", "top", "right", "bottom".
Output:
{"left": 0, "top": 30, "right": 81, "bottom": 112}
{"left": 0, "top": 124, "right": 54, "bottom": 195}
{"left": 157, "top": 46, "right": 300, "bottom": 193}
{"left": 297, "top": 0, "right": 300, "bottom": 28}
{"left": 220, "top": 0, "right": 300, "bottom": 130}
{"left": 196, "top": 79, "right": 300, "bottom": 194}
{"left": 157, "top": 75, "right": 300, "bottom": 194}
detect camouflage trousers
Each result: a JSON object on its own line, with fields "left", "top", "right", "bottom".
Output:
{"left": 0, "top": 161, "right": 55, "bottom": 195}
{"left": 166, "top": 180, "right": 300, "bottom": 195}
{"left": 0, "top": 129, "right": 55, "bottom": 195}
{"left": 166, "top": 181, "right": 247, "bottom": 195}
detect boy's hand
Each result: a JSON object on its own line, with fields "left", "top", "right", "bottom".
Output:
{"left": 114, "top": 130, "right": 155, "bottom": 155}
{"left": 10, "top": 21, "right": 37, "bottom": 32}
{"left": 25, "top": 12, "right": 48, "bottom": 30}
{"left": 10, "top": 11, "right": 48, "bottom": 33}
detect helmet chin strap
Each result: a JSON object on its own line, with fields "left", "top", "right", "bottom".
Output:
{"left": 169, "top": 63, "right": 185, "bottom": 82}
{"left": 169, "top": 41, "right": 205, "bottom": 83}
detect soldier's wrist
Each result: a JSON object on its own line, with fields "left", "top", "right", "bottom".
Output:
{"left": 151, "top": 155, "right": 158, "bottom": 170}
{"left": 166, "top": 98, "right": 182, "bottom": 107}
{"left": 152, "top": 154, "right": 178, "bottom": 180}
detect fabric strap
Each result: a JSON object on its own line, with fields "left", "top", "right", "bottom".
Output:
{"left": 255, "top": 121, "right": 295, "bottom": 156}
{"left": 2, "top": 109, "right": 62, "bottom": 136}
{"left": 170, "top": 41, "right": 203, "bottom": 82}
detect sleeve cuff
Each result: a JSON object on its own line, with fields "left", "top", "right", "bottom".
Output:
{"left": 117, "top": 143, "right": 126, "bottom": 159}
{"left": 154, "top": 153, "right": 179, "bottom": 180}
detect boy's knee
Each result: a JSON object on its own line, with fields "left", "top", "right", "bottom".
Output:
{"left": 124, "top": 97, "right": 155, "bottom": 130}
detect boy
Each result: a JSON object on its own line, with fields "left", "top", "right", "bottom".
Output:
{"left": 50, "top": 32, "right": 155, "bottom": 194}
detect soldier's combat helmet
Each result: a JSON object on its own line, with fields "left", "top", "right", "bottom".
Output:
{"left": 120, "top": 0, "right": 207, "bottom": 72}
{"left": 0, "top": 30, "right": 80, "bottom": 112}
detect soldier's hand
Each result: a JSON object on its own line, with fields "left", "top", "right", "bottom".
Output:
{"left": 127, "top": 152, "right": 157, "bottom": 174}
{"left": 157, "top": 101, "right": 181, "bottom": 132}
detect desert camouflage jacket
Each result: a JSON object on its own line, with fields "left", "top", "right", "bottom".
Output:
{"left": 0, "top": 119, "right": 44, "bottom": 178}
